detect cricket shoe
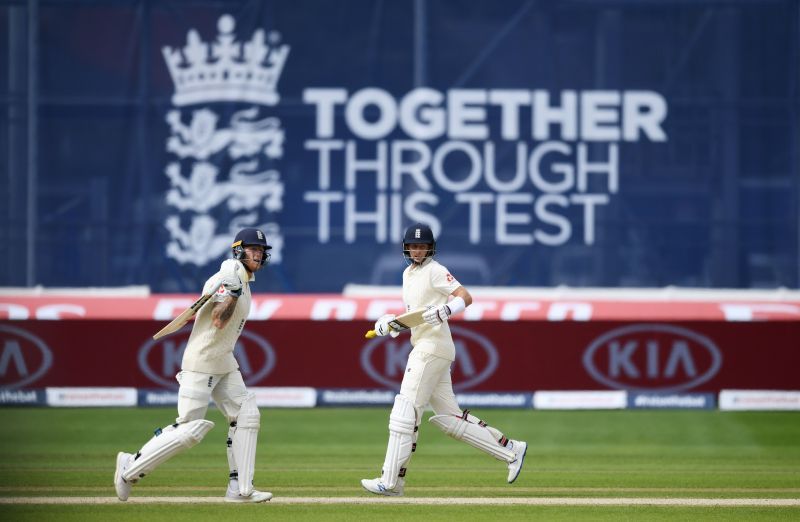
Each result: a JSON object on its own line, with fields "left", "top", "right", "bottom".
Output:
{"left": 114, "top": 452, "right": 134, "bottom": 501}
{"left": 506, "top": 440, "right": 528, "bottom": 484}
{"left": 360, "top": 477, "right": 405, "bottom": 497}
{"left": 225, "top": 481, "right": 272, "bottom": 503}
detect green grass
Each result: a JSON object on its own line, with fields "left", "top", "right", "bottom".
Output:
{"left": 0, "top": 407, "right": 798, "bottom": 520}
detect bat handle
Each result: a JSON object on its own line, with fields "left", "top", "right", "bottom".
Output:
{"left": 365, "top": 330, "right": 377, "bottom": 339}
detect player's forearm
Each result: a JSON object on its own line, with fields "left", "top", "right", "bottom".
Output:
{"left": 211, "top": 296, "right": 239, "bottom": 329}
{"left": 452, "top": 286, "right": 472, "bottom": 307}
{"left": 436, "top": 286, "right": 470, "bottom": 320}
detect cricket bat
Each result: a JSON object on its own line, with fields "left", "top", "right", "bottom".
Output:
{"left": 152, "top": 283, "right": 222, "bottom": 340}
{"left": 364, "top": 307, "right": 428, "bottom": 339}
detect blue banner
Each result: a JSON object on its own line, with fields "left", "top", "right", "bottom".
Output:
{"left": 0, "top": 389, "right": 46, "bottom": 406}
{"left": 1, "top": 0, "right": 797, "bottom": 291}
{"left": 628, "top": 392, "right": 717, "bottom": 410}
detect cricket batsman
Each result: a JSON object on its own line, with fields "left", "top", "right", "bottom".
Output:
{"left": 361, "top": 223, "right": 528, "bottom": 496}
{"left": 114, "top": 228, "right": 273, "bottom": 503}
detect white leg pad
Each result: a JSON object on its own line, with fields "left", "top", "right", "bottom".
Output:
{"left": 123, "top": 419, "right": 214, "bottom": 483}
{"left": 461, "top": 410, "right": 506, "bottom": 442}
{"left": 430, "top": 413, "right": 515, "bottom": 463}
{"left": 231, "top": 394, "right": 260, "bottom": 496}
{"left": 381, "top": 394, "right": 418, "bottom": 490}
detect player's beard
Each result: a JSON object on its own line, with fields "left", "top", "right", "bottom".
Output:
{"left": 243, "top": 255, "right": 262, "bottom": 273}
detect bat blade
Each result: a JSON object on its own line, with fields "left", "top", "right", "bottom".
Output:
{"left": 152, "top": 293, "right": 213, "bottom": 340}
{"left": 364, "top": 307, "right": 428, "bottom": 338}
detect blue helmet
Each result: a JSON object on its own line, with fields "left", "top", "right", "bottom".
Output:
{"left": 232, "top": 228, "right": 272, "bottom": 266}
{"left": 402, "top": 223, "right": 436, "bottom": 263}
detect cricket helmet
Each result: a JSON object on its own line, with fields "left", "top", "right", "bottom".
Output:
{"left": 402, "top": 223, "right": 436, "bottom": 263}
{"left": 232, "top": 228, "right": 272, "bottom": 266}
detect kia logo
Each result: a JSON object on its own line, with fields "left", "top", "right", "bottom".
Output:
{"left": 583, "top": 324, "right": 722, "bottom": 392}
{"left": 361, "top": 325, "right": 498, "bottom": 391}
{"left": 138, "top": 327, "right": 276, "bottom": 388}
{"left": 0, "top": 325, "right": 54, "bottom": 389}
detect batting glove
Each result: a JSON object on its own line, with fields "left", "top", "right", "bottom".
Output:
{"left": 374, "top": 314, "right": 400, "bottom": 338}
{"left": 422, "top": 304, "right": 452, "bottom": 325}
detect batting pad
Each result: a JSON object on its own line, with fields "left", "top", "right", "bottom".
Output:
{"left": 461, "top": 410, "right": 506, "bottom": 444}
{"left": 382, "top": 394, "right": 418, "bottom": 490}
{"left": 231, "top": 394, "right": 260, "bottom": 496}
{"left": 123, "top": 419, "right": 214, "bottom": 483}
{"left": 430, "top": 414, "right": 515, "bottom": 463}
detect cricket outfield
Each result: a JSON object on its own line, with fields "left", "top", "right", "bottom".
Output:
{"left": 0, "top": 407, "right": 797, "bottom": 520}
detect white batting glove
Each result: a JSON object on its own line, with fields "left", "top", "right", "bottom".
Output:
{"left": 422, "top": 304, "right": 452, "bottom": 325}
{"left": 218, "top": 260, "right": 243, "bottom": 297}
{"left": 374, "top": 314, "right": 400, "bottom": 338}
{"left": 202, "top": 277, "right": 222, "bottom": 295}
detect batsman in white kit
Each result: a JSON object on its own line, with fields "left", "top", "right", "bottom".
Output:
{"left": 361, "top": 223, "right": 528, "bottom": 496}
{"left": 114, "top": 228, "right": 273, "bottom": 503}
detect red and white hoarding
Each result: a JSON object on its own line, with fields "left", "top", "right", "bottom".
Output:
{"left": 1, "top": 314, "right": 797, "bottom": 393}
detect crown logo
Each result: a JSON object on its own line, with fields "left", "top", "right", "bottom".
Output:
{"left": 162, "top": 14, "right": 290, "bottom": 107}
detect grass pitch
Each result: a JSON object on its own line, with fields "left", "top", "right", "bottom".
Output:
{"left": 0, "top": 407, "right": 798, "bottom": 520}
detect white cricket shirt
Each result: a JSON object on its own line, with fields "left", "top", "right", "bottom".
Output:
{"left": 403, "top": 257, "right": 462, "bottom": 361}
{"left": 181, "top": 260, "right": 254, "bottom": 374}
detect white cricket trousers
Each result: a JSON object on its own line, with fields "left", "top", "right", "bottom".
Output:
{"left": 399, "top": 350, "right": 462, "bottom": 416}
{"left": 175, "top": 370, "right": 249, "bottom": 424}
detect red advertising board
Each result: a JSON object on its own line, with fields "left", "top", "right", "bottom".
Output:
{"left": 3, "top": 294, "right": 800, "bottom": 321}
{"left": 1, "top": 320, "right": 797, "bottom": 392}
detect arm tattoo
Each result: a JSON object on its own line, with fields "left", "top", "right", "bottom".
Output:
{"left": 212, "top": 296, "right": 238, "bottom": 329}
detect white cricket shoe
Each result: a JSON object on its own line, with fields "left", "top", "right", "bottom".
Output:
{"left": 507, "top": 440, "right": 528, "bottom": 484}
{"left": 360, "top": 477, "right": 405, "bottom": 497}
{"left": 114, "top": 452, "right": 134, "bottom": 501}
{"left": 225, "top": 481, "right": 272, "bottom": 503}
